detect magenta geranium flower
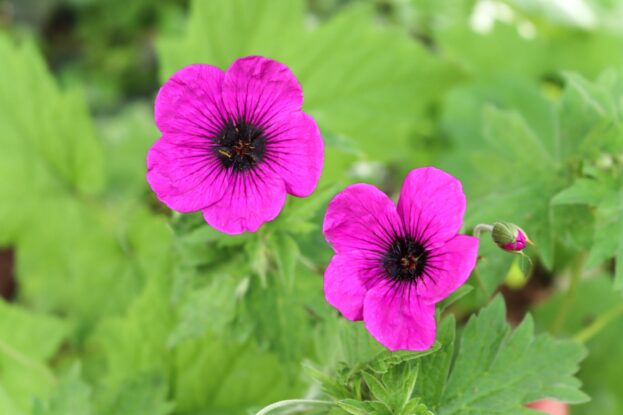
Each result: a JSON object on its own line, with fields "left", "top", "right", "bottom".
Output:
{"left": 146, "top": 56, "right": 324, "bottom": 234}
{"left": 323, "top": 167, "right": 479, "bottom": 351}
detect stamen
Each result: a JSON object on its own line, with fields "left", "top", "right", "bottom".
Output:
{"left": 214, "top": 119, "right": 266, "bottom": 171}
{"left": 382, "top": 236, "right": 429, "bottom": 284}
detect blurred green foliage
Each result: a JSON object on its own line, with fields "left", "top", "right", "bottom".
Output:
{"left": 0, "top": 0, "right": 622, "bottom": 414}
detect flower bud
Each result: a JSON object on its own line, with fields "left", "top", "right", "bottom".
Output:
{"left": 492, "top": 221, "right": 529, "bottom": 252}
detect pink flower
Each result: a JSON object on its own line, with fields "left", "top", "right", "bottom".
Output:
{"left": 146, "top": 56, "right": 324, "bottom": 234}
{"left": 323, "top": 167, "right": 479, "bottom": 351}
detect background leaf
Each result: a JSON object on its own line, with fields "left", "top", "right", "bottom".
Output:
{"left": 439, "top": 296, "right": 588, "bottom": 415}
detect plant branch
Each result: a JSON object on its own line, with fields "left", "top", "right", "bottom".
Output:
{"left": 574, "top": 303, "right": 623, "bottom": 343}
{"left": 551, "top": 254, "right": 585, "bottom": 335}
{"left": 473, "top": 223, "right": 494, "bottom": 239}
{"left": 255, "top": 399, "right": 333, "bottom": 415}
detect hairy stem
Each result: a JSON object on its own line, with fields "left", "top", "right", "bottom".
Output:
{"left": 472, "top": 269, "right": 490, "bottom": 298}
{"left": 551, "top": 254, "right": 585, "bottom": 335}
{"left": 574, "top": 303, "right": 623, "bottom": 343}
{"left": 473, "top": 223, "right": 494, "bottom": 239}
{"left": 255, "top": 399, "right": 333, "bottom": 415}
{"left": 471, "top": 225, "right": 494, "bottom": 298}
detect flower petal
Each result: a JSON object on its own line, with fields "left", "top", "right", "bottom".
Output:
{"left": 324, "top": 254, "right": 369, "bottom": 321}
{"left": 263, "top": 111, "right": 324, "bottom": 197}
{"left": 155, "top": 64, "right": 227, "bottom": 137}
{"left": 417, "top": 235, "right": 479, "bottom": 304}
{"left": 323, "top": 184, "right": 403, "bottom": 256}
{"left": 146, "top": 136, "right": 228, "bottom": 212}
{"left": 363, "top": 282, "right": 437, "bottom": 351}
{"left": 201, "top": 167, "right": 286, "bottom": 234}
{"left": 222, "top": 56, "right": 303, "bottom": 128}
{"left": 397, "top": 167, "right": 467, "bottom": 249}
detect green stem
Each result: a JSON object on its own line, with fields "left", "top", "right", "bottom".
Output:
{"left": 472, "top": 269, "right": 490, "bottom": 298}
{"left": 471, "top": 225, "right": 494, "bottom": 298}
{"left": 574, "top": 303, "right": 623, "bottom": 343}
{"left": 473, "top": 223, "right": 494, "bottom": 239}
{"left": 551, "top": 254, "right": 585, "bottom": 335}
{"left": 255, "top": 399, "right": 333, "bottom": 415}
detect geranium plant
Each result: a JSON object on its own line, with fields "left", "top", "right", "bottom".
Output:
{"left": 0, "top": 1, "right": 622, "bottom": 415}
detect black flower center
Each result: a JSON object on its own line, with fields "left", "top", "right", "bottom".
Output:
{"left": 382, "top": 236, "right": 429, "bottom": 283}
{"left": 214, "top": 119, "right": 266, "bottom": 171}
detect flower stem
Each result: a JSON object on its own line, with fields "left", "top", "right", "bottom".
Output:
{"left": 573, "top": 303, "right": 623, "bottom": 343}
{"left": 472, "top": 269, "right": 490, "bottom": 298}
{"left": 551, "top": 254, "right": 585, "bottom": 335}
{"left": 255, "top": 399, "right": 333, "bottom": 415}
{"left": 471, "top": 224, "right": 494, "bottom": 298}
{"left": 473, "top": 223, "right": 494, "bottom": 239}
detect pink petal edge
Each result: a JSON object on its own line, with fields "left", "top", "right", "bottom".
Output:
{"left": 146, "top": 137, "right": 228, "bottom": 213}
{"left": 324, "top": 254, "right": 368, "bottom": 321}
{"left": 154, "top": 64, "right": 226, "bottom": 137}
{"left": 416, "top": 234, "right": 479, "bottom": 304}
{"left": 201, "top": 168, "right": 287, "bottom": 234}
{"left": 363, "top": 282, "right": 437, "bottom": 351}
{"left": 263, "top": 111, "right": 324, "bottom": 197}
{"left": 323, "top": 183, "right": 402, "bottom": 255}
{"left": 397, "top": 167, "right": 466, "bottom": 250}
{"left": 222, "top": 56, "right": 303, "bottom": 126}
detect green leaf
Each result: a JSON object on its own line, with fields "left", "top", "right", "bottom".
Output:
{"left": 439, "top": 296, "right": 588, "bottom": 415}
{"left": 533, "top": 275, "right": 623, "bottom": 415}
{"left": 167, "top": 273, "right": 240, "bottom": 348}
{"left": 245, "top": 235, "right": 269, "bottom": 286}
{"left": 362, "top": 371, "right": 390, "bottom": 403}
{"left": 172, "top": 332, "right": 301, "bottom": 413}
{"left": 553, "top": 173, "right": 623, "bottom": 289}
{"left": 589, "top": 185, "right": 623, "bottom": 289}
{"left": 381, "top": 362, "right": 419, "bottom": 410}
{"left": 97, "top": 103, "right": 158, "bottom": 199}
{"left": 0, "top": 36, "right": 104, "bottom": 243}
{"left": 438, "top": 286, "right": 474, "bottom": 312}
{"left": 414, "top": 316, "right": 456, "bottom": 411}
{"left": 18, "top": 205, "right": 172, "bottom": 334}
{"left": 93, "top": 374, "right": 174, "bottom": 415}
{"left": 552, "top": 178, "right": 609, "bottom": 205}
{"left": 33, "top": 367, "right": 174, "bottom": 415}
{"left": 446, "top": 70, "right": 623, "bottom": 272}
{"left": 267, "top": 233, "right": 300, "bottom": 288}
{"left": 314, "top": 320, "right": 386, "bottom": 371}
{"left": 157, "top": 0, "right": 459, "bottom": 164}
{"left": 367, "top": 344, "right": 440, "bottom": 374}
{"left": 238, "top": 267, "right": 320, "bottom": 367}
{"left": 86, "top": 270, "right": 174, "bottom": 386}
{"left": 32, "top": 365, "right": 92, "bottom": 415}
{"left": 276, "top": 183, "right": 341, "bottom": 235}
{"left": 475, "top": 106, "right": 560, "bottom": 267}
{"left": 400, "top": 398, "right": 434, "bottom": 415}
{"left": 337, "top": 399, "right": 372, "bottom": 415}
{"left": 338, "top": 399, "right": 391, "bottom": 415}
{"left": 437, "top": 12, "right": 623, "bottom": 81}
{"left": 441, "top": 77, "right": 562, "bottom": 271}
{"left": 0, "top": 300, "right": 68, "bottom": 414}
